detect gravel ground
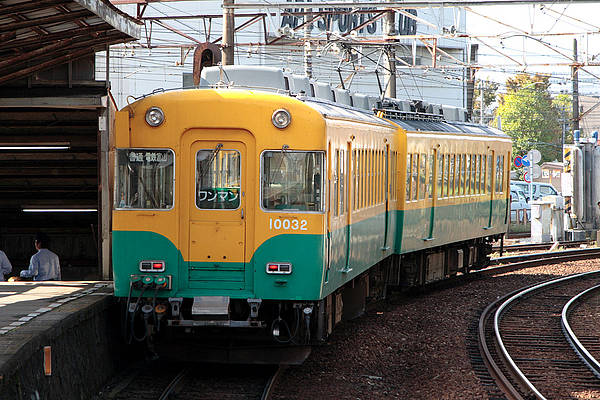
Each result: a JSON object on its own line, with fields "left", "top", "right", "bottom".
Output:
{"left": 271, "top": 258, "right": 600, "bottom": 400}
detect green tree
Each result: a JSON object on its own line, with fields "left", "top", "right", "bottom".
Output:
{"left": 495, "top": 74, "right": 563, "bottom": 164}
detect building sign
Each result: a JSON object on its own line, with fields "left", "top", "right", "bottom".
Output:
{"left": 281, "top": 7, "right": 417, "bottom": 36}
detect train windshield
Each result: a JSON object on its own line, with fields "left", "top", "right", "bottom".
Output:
{"left": 261, "top": 151, "right": 324, "bottom": 212}
{"left": 115, "top": 149, "right": 174, "bottom": 210}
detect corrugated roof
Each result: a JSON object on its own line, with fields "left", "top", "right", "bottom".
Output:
{"left": 0, "top": 0, "right": 141, "bottom": 84}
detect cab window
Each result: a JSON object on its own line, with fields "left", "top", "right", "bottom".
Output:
{"left": 261, "top": 151, "right": 324, "bottom": 212}
{"left": 115, "top": 149, "right": 174, "bottom": 210}
{"left": 196, "top": 148, "right": 241, "bottom": 210}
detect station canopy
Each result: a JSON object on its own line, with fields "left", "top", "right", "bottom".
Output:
{"left": 0, "top": 0, "right": 140, "bottom": 85}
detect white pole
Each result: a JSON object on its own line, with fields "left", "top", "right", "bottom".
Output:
{"left": 528, "top": 150, "right": 533, "bottom": 201}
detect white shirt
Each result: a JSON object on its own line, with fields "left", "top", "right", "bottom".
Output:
{"left": 0, "top": 250, "right": 11, "bottom": 281}
{"left": 20, "top": 248, "right": 61, "bottom": 281}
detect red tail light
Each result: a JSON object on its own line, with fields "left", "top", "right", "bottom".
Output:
{"left": 139, "top": 260, "right": 165, "bottom": 272}
{"left": 266, "top": 263, "right": 292, "bottom": 274}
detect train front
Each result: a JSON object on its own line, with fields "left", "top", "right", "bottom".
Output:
{"left": 112, "top": 89, "right": 328, "bottom": 357}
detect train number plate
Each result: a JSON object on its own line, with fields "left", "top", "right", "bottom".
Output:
{"left": 269, "top": 217, "right": 308, "bottom": 231}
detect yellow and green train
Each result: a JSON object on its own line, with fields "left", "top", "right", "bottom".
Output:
{"left": 112, "top": 73, "right": 511, "bottom": 348}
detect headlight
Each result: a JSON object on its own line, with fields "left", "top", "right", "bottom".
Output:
{"left": 272, "top": 109, "right": 291, "bottom": 129}
{"left": 145, "top": 107, "right": 165, "bottom": 127}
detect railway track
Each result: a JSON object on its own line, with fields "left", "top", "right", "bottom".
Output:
{"left": 103, "top": 362, "right": 282, "bottom": 400}
{"left": 492, "top": 240, "right": 588, "bottom": 254}
{"left": 478, "top": 270, "right": 600, "bottom": 399}
{"left": 487, "top": 247, "right": 600, "bottom": 271}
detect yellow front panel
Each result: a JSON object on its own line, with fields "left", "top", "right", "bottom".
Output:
{"left": 190, "top": 220, "right": 244, "bottom": 262}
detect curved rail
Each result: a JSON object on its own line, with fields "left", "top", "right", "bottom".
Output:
{"left": 478, "top": 289, "right": 528, "bottom": 400}
{"left": 561, "top": 284, "right": 600, "bottom": 379}
{"left": 480, "top": 269, "right": 600, "bottom": 400}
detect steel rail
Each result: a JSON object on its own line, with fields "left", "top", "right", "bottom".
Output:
{"left": 492, "top": 270, "right": 600, "bottom": 400}
{"left": 158, "top": 368, "right": 188, "bottom": 400}
{"left": 261, "top": 365, "right": 285, "bottom": 400}
{"left": 478, "top": 289, "right": 528, "bottom": 400}
{"left": 561, "top": 284, "right": 600, "bottom": 379}
{"left": 491, "top": 247, "right": 600, "bottom": 266}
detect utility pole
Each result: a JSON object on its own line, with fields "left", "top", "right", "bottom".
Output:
{"left": 572, "top": 38, "right": 579, "bottom": 132}
{"left": 222, "top": 0, "right": 235, "bottom": 65}
{"left": 303, "top": 7, "right": 312, "bottom": 78}
{"left": 383, "top": 1, "right": 396, "bottom": 98}
{"left": 480, "top": 80, "right": 484, "bottom": 124}
{"left": 561, "top": 107, "right": 566, "bottom": 148}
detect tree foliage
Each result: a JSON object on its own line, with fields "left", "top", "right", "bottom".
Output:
{"left": 495, "top": 74, "right": 563, "bottom": 163}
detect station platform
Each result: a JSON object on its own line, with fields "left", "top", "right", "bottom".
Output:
{"left": 0, "top": 281, "right": 124, "bottom": 400}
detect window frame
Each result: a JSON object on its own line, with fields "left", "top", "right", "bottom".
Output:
{"left": 259, "top": 149, "right": 326, "bottom": 214}
{"left": 114, "top": 147, "right": 176, "bottom": 211}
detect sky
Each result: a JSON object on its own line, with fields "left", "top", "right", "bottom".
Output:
{"left": 466, "top": 2, "right": 600, "bottom": 96}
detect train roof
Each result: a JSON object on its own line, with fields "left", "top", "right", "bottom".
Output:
{"left": 389, "top": 118, "right": 508, "bottom": 137}
{"left": 299, "top": 96, "right": 396, "bottom": 128}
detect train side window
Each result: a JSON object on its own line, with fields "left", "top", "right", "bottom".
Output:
{"left": 487, "top": 153, "right": 493, "bottom": 193}
{"left": 481, "top": 155, "right": 487, "bottom": 193}
{"left": 496, "top": 155, "right": 505, "bottom": 192}
{"left": 359, "top": 149, "right": 363, "bottom": 209}
{"left": 449, "top": 155, "right": 455, "bottom": 197}
{"left": 369, "top": 150, "right": 374, "bottom": 206}
{"left": 379, "top": 150, "right": 384, "bottom": 203}
{"left": 353, "top": 149, "right": 357, "bottom": 211}
{"left": 196, "top": 148, "right": 241, "bottom": 210}
{"left": 495, "top": 155, "right": 500, "bottom": 192}
{"left": 417, "top": 153, "right": 425, "bottom": 199}
{"left": 340, "top": 150, "right": 345, "bottom": 215}
{"left": 437, "top": 152, "right": 444, "bottom": 199}
{"left": 406, "top": 154, "right": 412, "bottom": 201}
{"left": 115, "top": 148, "right": 174, "bottom": 210}
{"left": 443, "top": 154, "right": 449, "bottom": 197}
{"left": 466, "top": 155, "right": 471, "bottom": 195}
{"left": 460, "top": 154, "right": 466, "bottom": 196}
{"left": 428, "top": 153, "right": 434, "bottom": 199}
{"left": 475, "top": 155, "right": 481, "bottom": 194}
{"left": 471, "top": 154, "right": 476, "bottom": 194}
{"left": 375, "top": 150, "right": 379, "bottom": 205}
{"left": 412, "top": 153, "right": 419, "bottom": 201}
{"left": 334, "top": 149, "right": 339, "bottom": 216}
{"left": 378, "top": 150, "right": 382, "bottom": 204}
{"left": 454, "top": 154, "right": 465, "bottom": 196}
{"left": 261, "top": 150, "right": 324, "bottom": 212}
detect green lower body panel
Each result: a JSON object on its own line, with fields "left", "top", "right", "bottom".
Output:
{"left": 112, "top": 231, "right": 326, "bottom": 301}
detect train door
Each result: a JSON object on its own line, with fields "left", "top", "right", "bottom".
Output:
{"left": 345, "top": 142, "right": 352, "bottom": 271}
{"left": 187, "top": 140, "right": 247, "bottom": 289}
{"left": 382, "top": 144, "right": 390, "bottom": 250}
{"left": 487, "top": 150, "right": 495, "bottom": 228}
{"left": 424, "top": 148, "right": 436, "bottom": 241}
{"left": 325, "top": 141, "right": 332, "bottom": 283}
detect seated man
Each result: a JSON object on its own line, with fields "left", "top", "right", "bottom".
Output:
{"left": 0, "top": 247, "right": 11, "bottom": 281}
{"left": 20, "top": 233, "right": 61, "bottom": 281}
